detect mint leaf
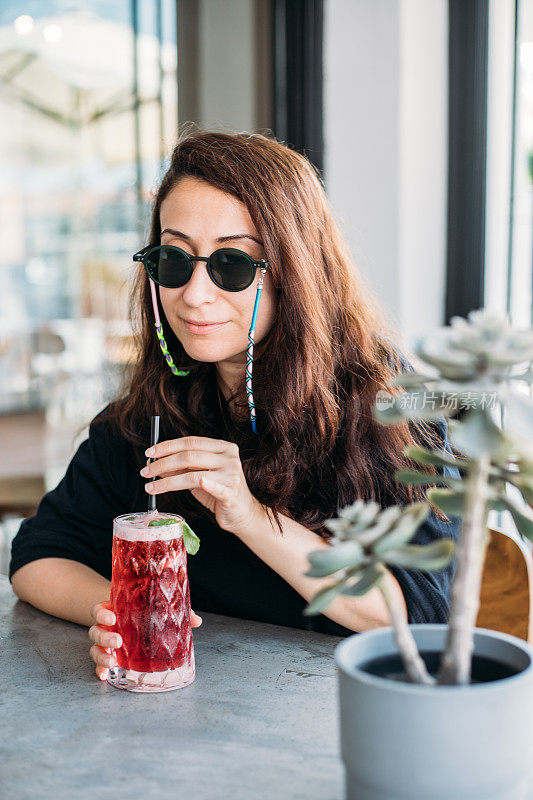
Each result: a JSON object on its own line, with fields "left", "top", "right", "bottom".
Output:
{"left": 145, "top": 518, "right": 200, "bottom": 554}
{"left": 125, "top": 516, "right": 136, "bottom": 521}
{"left": 182, "top": 522, "right": 200, "bottom": 555}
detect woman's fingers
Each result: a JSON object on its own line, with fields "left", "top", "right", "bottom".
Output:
{"left": 90, "top": 601, "right": 116, "bottom": 682}
{"left": 90, "top": 601, "right": 115, "bottom": 626}
{"left": 91, "top": 604, "right": 200, "bottom": 683}
{"left": 141, "top": 450, "right": 226, "bottom": 479}
{"left": 191, "top": 610, "right": 203, "bottom": 627}
{"left": 88, "top": 624, "right": 122, "bottom": 649}
{"left": 90, "top": 644, "right": 117, "bottom": 668}
{"left": 96, "top": 606, "right": 116, "bottom": 626}
{"left": 96, "top": 665, "right": 109, "bottom": 681}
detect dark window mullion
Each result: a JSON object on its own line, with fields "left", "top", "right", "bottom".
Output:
{"left": 272, "top": 0, "right": 324, "bottom": 176}
{"left": 507, "top": 0, "right": 520, "bottom": 316}
{"left": 445, "top": 0, "right": 489, "bottom": 323}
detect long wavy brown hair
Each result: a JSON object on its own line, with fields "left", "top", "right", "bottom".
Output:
{"left": 98, "top": 128, "right": 449, "bottom": 535}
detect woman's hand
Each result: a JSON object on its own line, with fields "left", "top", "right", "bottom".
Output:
{"left": 141, "top": 436, "right": 266, "bottom": 538}
{"left": 88, "top": 600, "right": 203, "bottom": 682}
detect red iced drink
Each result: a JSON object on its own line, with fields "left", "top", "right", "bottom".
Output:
{"left": 107, "top": 511, "right": 196, "bottom": 692}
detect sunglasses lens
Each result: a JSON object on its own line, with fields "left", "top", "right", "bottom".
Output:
{"left": 210, "top": 250, "right": 255, "bottom": 290}
{"left": 145, "top": 247, "right": 190, "bottom": 287}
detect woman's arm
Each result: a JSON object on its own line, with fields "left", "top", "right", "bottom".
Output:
{"left": 238, "top": 508, "right": 408, "bottom": 632}
{"left": 11, "top": 558, "right": 111, "bottom": 628}
{"left": 9, "top": 407, "right": 139, "bottom": 619}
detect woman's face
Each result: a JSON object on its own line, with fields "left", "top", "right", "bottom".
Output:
{"left": 158, "top": 176, "right": 277, "bottom": 376}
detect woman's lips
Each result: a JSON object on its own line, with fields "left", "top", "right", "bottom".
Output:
{"left": 182, "top": 320, "right": 229, "bottom": 335}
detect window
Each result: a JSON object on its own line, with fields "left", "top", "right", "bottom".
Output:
{"left": 485, "top": 0, "right": 533, "bottom": 329}
{"left": 0, "top": 0, "right": 177, "bottom": 420}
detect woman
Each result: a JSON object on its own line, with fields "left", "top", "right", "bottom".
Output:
{"left": 9, "top": 130, "right": 459, "bottom": 682}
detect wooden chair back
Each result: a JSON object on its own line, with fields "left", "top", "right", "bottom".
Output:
{"left": 476, "top": 528, "right": 533, "bottom": 645}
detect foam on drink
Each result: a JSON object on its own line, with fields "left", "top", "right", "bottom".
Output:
{"left": 113, "top": 511, "right": 184, "bottom": 542}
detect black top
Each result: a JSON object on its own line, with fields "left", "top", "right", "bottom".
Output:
{"left": 9, "top": 380, "right": 460, "bottom": 638}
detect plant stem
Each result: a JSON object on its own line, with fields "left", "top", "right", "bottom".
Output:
{"left": 379, "top": 572, "right": 436, "bottom": 685}
{"left": 437, "top": 454, "right": 491, "bottom": 685}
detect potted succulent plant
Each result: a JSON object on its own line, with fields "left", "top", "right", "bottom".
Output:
{"left": 304, "top": 310, "right": 533, "bottom": 800}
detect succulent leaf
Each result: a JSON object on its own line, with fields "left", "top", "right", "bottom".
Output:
{"left": 302, "top": 576, "right": 353, "bottom": 616}
{"left": 500, "top": 391, "right": 533, "bottom": 459}
{"left": 373, "top": 399, "right": 448, "bottom": 425}
{"left": 449, "top": 408, "right": 513, "bottom": 460}
{"left": 340, "top": 563, "right": 386, "bottom": 596}
{"left": 427, "top": 488, "right": 465, "bottom": 516}
{"left": 403, "top": 445, "right": 466, "bottom": 470}
{"left": 383, "top": 539, "right": 455, "bottom": 571}
{"left": 338, "top": 500, "right": 381, "bottom": 528}
{"left": 304, "top": 540, "right": 365, "bottom": 577}
{"left": 373, "top": 502, "right": 430, "bottom": 554}
{"left": 411, "top": 310, "right": 533, "bottom": 387}
{"left": 387, "top": 373, "right": 436, "bottom": 388}
{"left": 394, "top": 469, "right": 458, "bottom": 488}
{"left": 499, "top": 494, "right": 533, "bottom": 541}
{"left": 353, "top": 506, "right": 404, "bottom": 546}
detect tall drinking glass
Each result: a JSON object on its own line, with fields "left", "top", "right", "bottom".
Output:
{"left": 107, "top": 511, "right": 195, "bottom": 692}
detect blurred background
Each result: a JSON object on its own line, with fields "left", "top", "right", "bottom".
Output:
{"left": 0, "top": 0, "right": 532, "bottom": 572}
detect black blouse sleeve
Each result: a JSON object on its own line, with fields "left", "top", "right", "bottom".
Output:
{"left": 386, "top": 415, "right": 461, "bottom": 624}
{"left": 9, "top": 405, "right": 139, "bottom": 582}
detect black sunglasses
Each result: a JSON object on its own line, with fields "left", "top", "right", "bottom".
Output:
{"left": 133, "top": 244, "right": 270, "bottom": 292}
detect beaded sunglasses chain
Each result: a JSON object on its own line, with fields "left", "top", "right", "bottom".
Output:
{"left": 147, "top": 261, "right": 269, "bottom": 434}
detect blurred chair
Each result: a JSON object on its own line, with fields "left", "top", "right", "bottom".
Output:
{"left": 30, "top": 325, "right": 67, "bottom": 376}
{"left": 29, "top": 324, "right": 68, "bottom": 412}
{"left": 0, "top": 409, "right": 47, "bottom": 523}
{"left": 0, "top": 477, "right": 44, "bottom": 577}
{"left": 476, "top": 528, "right": 533, "bottom": 645}
{"left": 31, "top": 319, "right": 106, "bottom": 426}
{"left": 0, "top": 477, "right": 44, "bottom": 518}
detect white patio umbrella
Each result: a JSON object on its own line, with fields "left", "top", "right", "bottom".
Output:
{"left": 0, "top": 9, "right": 177, "bottom": 165}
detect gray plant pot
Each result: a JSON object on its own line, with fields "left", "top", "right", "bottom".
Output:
{"left": 334, "top": 625, "right": 533, "bottom": 800}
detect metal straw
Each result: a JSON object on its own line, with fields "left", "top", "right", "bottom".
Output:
{"left": 147, "top": 415, "right": 160, "bottom": 512}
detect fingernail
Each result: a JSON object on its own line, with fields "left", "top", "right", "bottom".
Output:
{"left": 145, "top": 484, "right": 154, "bottom": 492}
{"left": 145, "top": 447, "right": 155, "bottom": 457}
{"left": 110, "top": 636, "right": 121, "bottom": 648}
{"left": 140, "top": 467, "right": 149, "bottom": 477}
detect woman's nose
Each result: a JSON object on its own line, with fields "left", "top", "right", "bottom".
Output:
{"left": 181, "top": 261, "right": 219, "bottom": 304}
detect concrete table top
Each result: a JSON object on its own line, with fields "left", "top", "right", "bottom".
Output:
{"left": 0, "top": 575, "right": 345, "bottom": 800}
